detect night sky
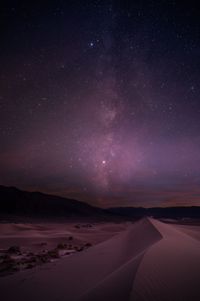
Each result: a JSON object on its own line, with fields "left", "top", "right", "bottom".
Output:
{"left": 1, "top": 1, "right": 200, "bottom": 207}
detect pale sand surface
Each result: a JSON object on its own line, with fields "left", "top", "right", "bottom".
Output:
{"left": 172, "top": 224, "right": 200, "bottom": 241}
{"left": 0, "top": 218, "right": 199, "bottom": 301}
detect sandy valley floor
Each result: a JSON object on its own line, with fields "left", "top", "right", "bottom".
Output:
{"left": 0, "top": 220, "right": 131, "bottom": 276}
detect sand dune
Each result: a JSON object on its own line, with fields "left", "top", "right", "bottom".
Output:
{"left": 131, "top": 219, "right": 200, "bottom": 301}
{"left": 0, "top": 218, "right": 200, "bottom": 301}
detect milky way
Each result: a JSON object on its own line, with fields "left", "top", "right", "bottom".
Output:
{"left": 1, "top": 1, "right": 200, "bottom": 207}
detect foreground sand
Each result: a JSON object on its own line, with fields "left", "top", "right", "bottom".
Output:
{"left": 0, "top": 218, "right": 200, "bottom": 301}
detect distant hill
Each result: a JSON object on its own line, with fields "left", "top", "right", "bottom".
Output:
{"left": 107, "top": 206, "right": 200, "bottom": 219}
{"left": 0, "top": 185, "right": 106, "bottom": 219}
{"left": 0, "top": 185, "right": 200, "bottom": 220}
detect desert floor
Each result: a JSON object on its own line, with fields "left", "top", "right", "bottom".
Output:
{"left": 0, "top": 219, "right": 132, "bottom": 276}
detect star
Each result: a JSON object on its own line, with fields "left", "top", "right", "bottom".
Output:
{"left": 89, "top": 41, "right": 94, "bottom": 47}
